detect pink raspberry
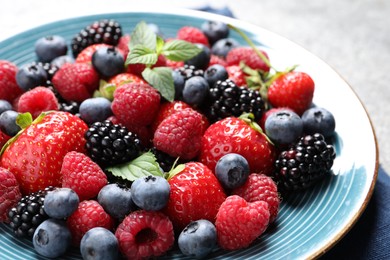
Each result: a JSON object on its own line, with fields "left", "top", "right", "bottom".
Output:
{"left": 17, "top": 87, "right": 59, "bottom": 118}
{"left": 0, "top": 60, "right": 23, "bottom": 102}
{"left": 0, "top": 167, "right": 22, "bottom": 222}
{"left": 226, "top": 47, "right": 270, "bottom": 73}
{"left": 176, "top": 26, "right": 209, "bottom": 47}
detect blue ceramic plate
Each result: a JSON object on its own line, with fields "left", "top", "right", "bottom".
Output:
{"left": 0, "top": 9, "right": 378, "bottom": 260}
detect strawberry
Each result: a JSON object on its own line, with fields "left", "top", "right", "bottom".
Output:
{"left": 75, "top": 43, "right": 111, "bottom": 63}
{"left": 0, "top": 111, "right": 88, "bottom": 195}
{"left": 17, "top": 87, "right": 59, "bottom": 118}
{"left": 0, "top": 131, "right": 11, "bottom": 150}
{"left": 232, "top": 173, "right": 280, "bottom": 223}
{"left": 226, "top": 47, "right": 270, "bottom": 73}
{"left": 125, "top": 54, "right": 167, "bottom": 77}
{"left": 61, "top": 151, "right": 107, "bottom": 201}
{"left": 176, "top": 26, "right": 209, "bottom": 47}
{"left": 150, "top": 101, "right": 191, "bottom": 133}
{"left": 153, "top": 108, "right": 204, "bottom": 160}
{"left": 165, "top": 59, "right": 184, "bottom": 69}
{"left": 199, "top": 116, "right": 276, "bottom": 176}
{"left": 0, "top": 167, "right": 22, "bottom": 222}
{"left": 164, "top": 162, "right": 227, "bottom": 231}
{"left": 116, "top": 34, "right": 131, "bottom": 58}
{"left": 0, "top": 60, "right": 23, "bottom": 102}
{"left": 226, "top": 65, "right": 246, "bottom": 86}
{"left": 215, "top": 195, "right": 270, "bottom": 250}
{"left": 52, "top": 62, "right": 99, "bottom": 102}
{"left": 115, "top": 210, "right": 174, "bottom": 260}
{"left": 267, "top": 71, "right": 315, "bottom": 115}
{"left": 108, "top": 72, "right": 146, "bottom": 87}
{"left": 67, "top": 200, "right": 115, "bottom": 246}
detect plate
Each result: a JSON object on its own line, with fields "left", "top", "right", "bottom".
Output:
{"left": 0, "top": 9, "right": 379, "bottom": 260}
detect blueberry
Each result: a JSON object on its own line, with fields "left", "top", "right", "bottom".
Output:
{"left": 0, "top": 110, "right": 21, "bottom": 136}
{"left": 97, "top": 183, "right": 136, "bottom": 221}
{"left": 43, "top": 187, "right": 79, "bottom": 219}
{"left": 51, "top": 55, "right": 74, "bottom": 69}
{"left": 33, "top": 219, "right": 72, "bottom": 258}
{"left": 204, "top": 64, "right": 228, "bottom": 87}
{"left": 265, "top": 109, "right": 303, "bottom": 145}
{"left": 302, "top": 107, "right": 336, "bottom": 138}
{"left": 92, "top": 46, "right": 124, "bottom": 78}
{"left": 131, "top": 175, "right": 170, "bottom": 211}
{"left": 211, "top": 38, "right": 240, "bottom": 58}
{"left": 178, "top": 219, "right": 217, "bottom": 259}
{"left": 35, "top": 35, "right": 68, "bottom": 63}
{"left": 172, "top": 70, "right": 185, "bottom": 100}
{"left": 16, "top": 63, "right": 48, "bottom": 91}
{"left": 80, "top": 227, "right": 119, "bottom": 260}
{"left": 0, "top": 100, "right": 12, "bottom": 115}
{"left": 185, "top": 44, "right": 211, "bottom": 70}
{"left": 215, "top": 153, "right": 250, "bottom": 190}
{"left": 201, "top": 20, "right": 229, "bottom": 46}
{"left": 79, "top": 97, "right": 113, "bottom": 125}
{"left": 182, "top": 76, "right": 210, "bottom": 106}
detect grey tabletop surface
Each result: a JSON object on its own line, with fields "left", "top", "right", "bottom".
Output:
{"left": 0, "top": 0, "right": 388, "bottom": 177}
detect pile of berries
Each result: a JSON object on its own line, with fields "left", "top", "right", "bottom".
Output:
{"left": 0, "top": 17, "right": 337, "bottom": 259}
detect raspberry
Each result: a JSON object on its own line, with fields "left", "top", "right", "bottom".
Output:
{"left": 75, "top": 43, "right": 111, "bottom": 64}
{"left": 226, "top": 65, "right": 246, "bottom": 86}
{"left": 233, "top": 173, "right": 280, "bottom": 223}
{"left": 67, "top": 200, "right": 114, "bottom": 246}
{"left": 150, "top": 100, "right": 191, "bottom": 133}
{"left": 226, "top": 47, "right": 270, "bottom": 73}
{"left": 176, "top": 26, "right": 209, "bottom": 47}
{"left": 125, "top": 54, "right": 167, "bottom": 77}
{"left": 0, "top": 60, "right": 23, "bottom": 102}
{"left": 215, "top": 195, "right": 270, "bottom": 250}
{"left": 0, "top": 167, "right": 22, "bottom": 222}
{"left": 61, "top": 151, "right": 107, "bottom": 201}
{"left": 115, "top": 210, "right": 174, "bottom": 259}
{"left": 17, "top": 87, "right": 59, "bottom": 118}
{"left": 116, "top": 34, "right": 131, "bottom": 58}
{"left": 209, "top": 54, "right": 228, "bottom": 67}
{"left": 108, "top": 72, "right": 146, "bottom": 87}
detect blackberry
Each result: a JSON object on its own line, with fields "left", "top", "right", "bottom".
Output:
{"left": 176, "top": 65, "right": 204, "bottom": 80}
{"left": 150, "top": 147, "right": 185, "bottom": 172}
{"left": 85, "top": 121, "right": 143, "bottom": 166}
{"left": 59, "top": 101, "right": 80, "bottom": 116}
{"left": 205, "top": 79, "right": 265, "bottom": 122}
{"left": 8, "top": 186, "right": 55, "bottom": 239}
{"left": 71, "top": 19, "right": 122, "bottom": 57}
{"left": 273, "top": 133, "right": 336, "bottom": 192}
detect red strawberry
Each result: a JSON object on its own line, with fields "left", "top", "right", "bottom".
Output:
{"left": 165, "top": 59, "right": 184, "bottom": 69}
{"left": 164, "top": 162, "right": 226, "bottom": 230}
{"left": 125, "top": 54, "right": 167, "bottom": 77}
{"left": 176, "top": 26, "right": 209, "bottom": 47}
{"left": 116, "top": 34, "right": 131, "bottom": 58}
{"left": 0, "top": 167, "right": 22, "bottom": 222}
{"left": 52, "top": 63, "right": 99, "bottom": 102}
{"left": 209, "top": 54, "right": 228, "bottom": 67}
{"left": 112, "top": 82, "right": 160, "bottom": 128}
{"left": 233, "top": 173, "right": 280, "bottom": 223}
{"left": 267, "top": 71, "right": 315, "bottom": 115}
{"left": 115, "top": 210, "right": 174, "bottom": 260}
{"left": 108, "top": 72, "right": 146, "bottom": 86}
{"left": 0, "top": 60, "right": 23, "bottom": 102}
{"left": 61, "top": 151, "right": 107, "bottom": 201}
{"left": 226, "top": 47, "right": 270, "bottom": 73}
{"left": 153, "top": 108, "right": 204, "bottom": 160}
{"left": 75, "top": 43, "right": 111, "bottom": 63}
{"left": 17, "top": 87, "right": 59, "bottom": 118}
{"left": 199, "top": 116, "right": 276, "bottom": 176}
{"left": 215, "top": 195, "right": 270, "bottom": 250}
{"left": 67, "top": 200, "right": 114, "bottom": 246}
{"left": 0, "top": 111, "right": 88, "bottom": 194}
{"left": 150, "top": 101, "right": 191, "bottom": 133}
{"left": 226, "top": 65, "right": 246, "bottom": 86}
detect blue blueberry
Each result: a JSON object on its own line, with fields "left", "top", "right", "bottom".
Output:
{"left": 201, "top": 20, "right": 229, "bottom": 46}
{"left": 301, "top": 107, "right": 336, "bottom": 138}
{"left": 131, "top": 175, "right": 170, "bottom": 211}
{"left": 80, "top": 227, "right": 119, "bottom": 260}
{"left": 185, "top": 44, "right": 211, "bottom": 70}
{"left": 0, "top": 100, "right": 12, "bottom": 115}
{"left": 265, "top": 109, "right": 303, "bottom": 145}
{"left": 16, "top": 63, "right": 48, "bottom": 91}
{"left": 79, "top": 97, "right": 113, "bottom": 125}
{"left": 204, "top": 64, "right": 228, "bottom": 87}
{"left": 51, "top": 55, "right": 74, "bottom": 69}
{"left": 182, "top": 76, "right": 210, "bottom": 106}
{"left": 43, "top": 187, "right": 79, "bottom": 219}
{"left": 35, "top": 35, "right": 68, "bottom": 63}
{"left": 0, "top": 110, "right": 21, "bottom": 136}
{"left": 33, "top": 219, "right": 72, "bottom": 258}
{"left": 178, "top": 219, "right": 217, "bottom": 259}
{"left": 172, "top": 70, "right": 185, "bottom": 100}
{"left": 211, "top": 38, "right": 240, "bottom": 58}
{"left": 97, "top": 183, "right": 136, "bottom": 221}
{"left": 215, "top": 153, "right": 250, "bottom": 190}
{"left": 92, "top": 47, "right": 124, "bottom": 78}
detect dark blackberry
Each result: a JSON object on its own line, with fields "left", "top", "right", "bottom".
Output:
{"left": 71, "top": 19, "right": 122, "bottom": 57}
{"left": 85, "top": 120, "right": 143, "bottom": 166}
{"left": 176, "top": 65, "right": 204, "bottom": 80}
{"left": 205, "top": 79, "right": 265, "bottom": 122}
{"left": 59, "top": 101, "right": 80, "bottom": 116}
{"left": 104, "top": 169, "right": 132, "bottom": 189}
{"left": 8, "top": 186, "right": 55, "bottom": 239}
{"left": 150, "top": 147, "right": 184, "bottom": 172}
{"left": 273, "top": 133, "right": 336, "bottom": 192}
{"left": 31, "top": 61, "right": 58, "bottom": 80}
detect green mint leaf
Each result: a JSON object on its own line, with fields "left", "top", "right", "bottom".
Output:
{"left": 161, "top": 40, "right": 202, "bottom": 61}
{"left": 126, "top": 45, "right": 158, "bottom": 65}
{"left": 129, "top": 21, "right": 156, "bottom": 51}
{"left": 106, "top": 152, "right": 164, "bottom": 182}
{"left": 142, "top": 67, "right": 175, "bottom": 102}
{"left": 156, "top": 36, "right": 165, "bottom": 54}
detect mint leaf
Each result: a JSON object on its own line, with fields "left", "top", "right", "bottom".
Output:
{"left": 142, "top": 67, "right": 175, "bottom": 102}
{"left": 106, "top": 152, "right": 164, "bottom": 182}
{"left": 156, "top": 36, "right": 165, "bottom": 54}
{"left": 126, "top": 45, "right": 158, "bottom": 65}
{"left": 161, "top": 40, "right": 202, "bottom": 61}
{"left": 129, "top": 21, "right": 156, "bottom": 51}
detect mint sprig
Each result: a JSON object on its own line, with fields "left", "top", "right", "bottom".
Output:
{"left": 142, "top": 67, "right": 175, "bottom": 102}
